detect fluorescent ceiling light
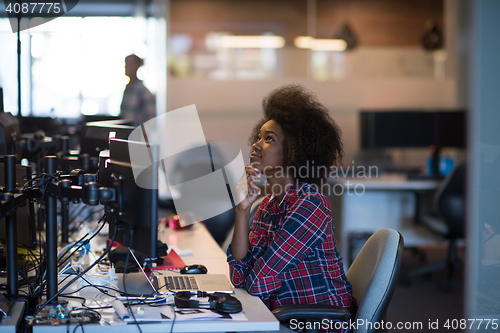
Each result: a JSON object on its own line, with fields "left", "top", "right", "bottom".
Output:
{"left": 219, "top": 36, "right": 285, "bottom": 49}
{"left": 294, "top": 36, "right": 315, "bottom": 49}
{"left": 294, "top": 36, "right": 347, "bottom": 51}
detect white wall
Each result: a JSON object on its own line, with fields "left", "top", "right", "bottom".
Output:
{"left": 167, "top": 77, "right": 457, "bottom": 167}
{"left": 165, "top": 0, "right": 461, "bottom": 169}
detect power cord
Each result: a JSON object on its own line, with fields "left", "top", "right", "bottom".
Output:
{"left": 33, "top": 221, "right": 118, "bottom": 317}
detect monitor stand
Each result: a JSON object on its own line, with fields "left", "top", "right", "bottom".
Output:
{"left": 0, "top": 294, "right": 12, "bottom": 319}
{"left": 0, "top": 297, "right": 26, "bottom": 330}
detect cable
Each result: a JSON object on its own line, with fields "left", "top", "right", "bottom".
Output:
{"left": 56, "top": 218, "right": 108, "bottom": 289}
{"left": 68, "top": 208, "right": 104, "bottom": 239}
{"left": 121, "top": 230, "right": 144, "bottom": 333}
{"left": 72, "top": 322, "right": 84, "bottom": 333}
{"left": 33, "top": 221, "right": 118, "bottom": 317}
{"left": 59, "top": 282, "right": 122, "bottom": 298}
{"left": 59, "top": 212, "right": 106, "bottom": 263}
{"left": 56, "top": 294, "right": 87, "bottom": 306}
{"left": 57, "top": 214, "right": 107, "bottom": 270}
{"left": 28, "top": 249, "right": 40, "bottom": 267}
{"left": 169, "top": 305, "right": 177, "bottom": 333}
{"left": 67, "top": 204, "right": 88, "bottom": 224}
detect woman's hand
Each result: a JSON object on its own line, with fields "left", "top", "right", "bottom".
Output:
{"left": 235, "top": 164, "right": 262, "bottom": 211}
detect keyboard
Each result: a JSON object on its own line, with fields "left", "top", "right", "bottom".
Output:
{"left": 164, "top": 275, "right": 199, "bottom": 291}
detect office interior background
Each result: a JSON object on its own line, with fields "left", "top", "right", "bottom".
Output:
{"left": 0, "top": 0, "right": 499, "bottom": 329}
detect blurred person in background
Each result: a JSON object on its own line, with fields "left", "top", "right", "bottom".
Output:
{"left": 120, "top": 54, "right": 156, "bottom": 126}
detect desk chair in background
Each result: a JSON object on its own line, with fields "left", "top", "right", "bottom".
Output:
{"left": 406, "top": 162, "right": 466, "bottom": 287}
{"left": 273, "top": 228, "right": 404, "bottom": 333}
{"left": 222, "top": 196, "right": 265, "bottom": 253}
{"left": 167, "top": 142, "right": 236, "bottom": 245}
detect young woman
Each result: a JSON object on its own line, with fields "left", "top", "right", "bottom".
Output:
{"left": 227, "top": 84, "right": 355, "bottom": 317}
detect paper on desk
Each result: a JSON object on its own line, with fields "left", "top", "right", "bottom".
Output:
{"left": 161, "top": 307, "right": 224, "bottom": 320}
{"left": 161, "top": 307, "right": 248, "bottom": 321}
{"left": 121, "top": 305, "right": 171, "bottom": 322}
{"left": 116, "top": 305, "right": 247, "bottom": 322}
{"left": 168, "top": 245, "right": 193, "bottom": 256}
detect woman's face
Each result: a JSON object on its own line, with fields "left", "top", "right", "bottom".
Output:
{"left": 250, "top": 120, "right": 285, "bottom": 176}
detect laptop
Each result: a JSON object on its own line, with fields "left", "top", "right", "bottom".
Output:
{"left": 128, "top": 248, "right": 234, "bottom": 294}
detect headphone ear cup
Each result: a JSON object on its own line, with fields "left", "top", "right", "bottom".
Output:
{"left": 174, "top": 292, "right": 242, "bottom": 313}
{"left": 215, "top": 294, "right": 242, "bottom": 314}
{"left": 175, "top": 291, "right": 200, "bottom": 309}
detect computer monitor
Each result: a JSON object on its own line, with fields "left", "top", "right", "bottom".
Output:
{"left": 0, "top": 88, "right": 4, "bottom": 113}
{"left": 102, "top": 138, "right": 159, "bottom": 259}
{"left": 0, "top": 163, "right": 36, "bottom": 250}
{"left": 0, "top": 111, "right": 20, "bottom": 157}
{"left": 18, "top": 116, "right": 59, "bottom": 137}
{"left": 359, "top": 110, "right": 466, "bottom": 176}
{"left": 360, "top": 110, "right": 466, "bottom": 150}
{"left": 80, "top": 119, "right": 135, "bottom": 156}
{"left": 360, "top": 111, "right": 435, "bottom": 149}
{"left": 435, "top": 111, "right": 466, "bottom": 148}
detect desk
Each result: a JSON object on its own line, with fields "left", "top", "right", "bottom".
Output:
{"left": 33, "top": 223, "right": 280, "bottom": 332}
{"left": 328, "top": 175, "right": 442, "bottom": 266}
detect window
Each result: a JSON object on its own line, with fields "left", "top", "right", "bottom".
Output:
{"left": 0, "top": 15, "right": 162, "bottom": 118}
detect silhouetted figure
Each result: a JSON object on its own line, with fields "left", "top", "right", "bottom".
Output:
{"left": 120, "top": 54, "right": 156, "bottom": 126}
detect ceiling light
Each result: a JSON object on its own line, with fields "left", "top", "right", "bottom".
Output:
{"left": 218, "top": 36, "right": 285, "bottom": 49}
{"left": 294, "top": 36, "right": 347, "bottom": 51}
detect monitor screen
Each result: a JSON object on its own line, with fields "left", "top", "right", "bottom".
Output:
{"left": 360, "top": 111, "right": 434, "bottom": 149}
{"left": 0, "top": 112, "right": 20, "bottom": 157}
{"left": 81, "top": 119, "right": 135, "bottom": 156}
{"left": 103, "top": 138, "right": 159, "bottom": 259}
{"left": 360, "top": 110, "right": 466, "bottom": 149}
{"left": 435, "top": 111, "right": 466, "bottom": 148}
{"left": 19, "top": 116, "right": 59, "bottom": 137}
{"left": 0, "top": 163, "right": 36, "bottom": 250}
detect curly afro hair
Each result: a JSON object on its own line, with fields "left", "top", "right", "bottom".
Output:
{"left": 249, "top": 84, "right": 343, "bottom": 186}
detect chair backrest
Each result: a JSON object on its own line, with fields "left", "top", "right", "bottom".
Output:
{"left": 170, "top": 141, "right": 238, "bottom": 245}
{"left": 248, "top": 196, "right": 265, "bottom": 230}
{"left": 346, "top": 228, "right": 404, "bottom": 333}
{"left": 434, "top": 162, "right": 466, "bottom": 240}
{"left": 221, "top": 196, "right": 265, "bottom": 252}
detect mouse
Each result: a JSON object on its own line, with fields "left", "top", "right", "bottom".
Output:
{"left": 180, "top": 264, "right": 208, "bottom": 274}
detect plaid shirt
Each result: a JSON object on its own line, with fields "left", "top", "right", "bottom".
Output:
{"left": 227, "top": 182, "right": 354, "bottom": 312}
{"left": 120, "top": 80, "right": 156, "bottom": 127}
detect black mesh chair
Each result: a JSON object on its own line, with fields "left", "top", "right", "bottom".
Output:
{"left": 406, "top": 162, "right": 466, "bottom": 283}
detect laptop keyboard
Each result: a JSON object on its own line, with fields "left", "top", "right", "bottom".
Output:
{"left": 164, "top": 276, "right": 199, "bottom": 290}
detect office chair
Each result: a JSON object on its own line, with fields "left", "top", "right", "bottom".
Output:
{"left": 221, "top": 196, "right": 265, "bottom": 253}
{"left": 168, "top": 141, "right": 236, "bottom": 245}
{"left": 406, "top": 162, "right": 466, "bottom": 285}
{"left": 273, "top": 228, "right": 404, "bottom": 333}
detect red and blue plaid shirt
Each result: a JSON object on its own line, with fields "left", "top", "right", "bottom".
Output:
{"left": 227, "top": 182, "right": 354, "bottom": 312}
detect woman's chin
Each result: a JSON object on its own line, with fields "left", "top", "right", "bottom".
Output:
{"left": 250, "top": 161, "right": 262, "bottom": 170}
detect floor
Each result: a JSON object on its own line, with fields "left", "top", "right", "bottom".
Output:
{"left": 387, "top": 246, "right": 465, "bottom": 333}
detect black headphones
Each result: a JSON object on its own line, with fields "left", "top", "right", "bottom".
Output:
{"left": 174, "top": 291, "right": 242, "bottom": 314}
